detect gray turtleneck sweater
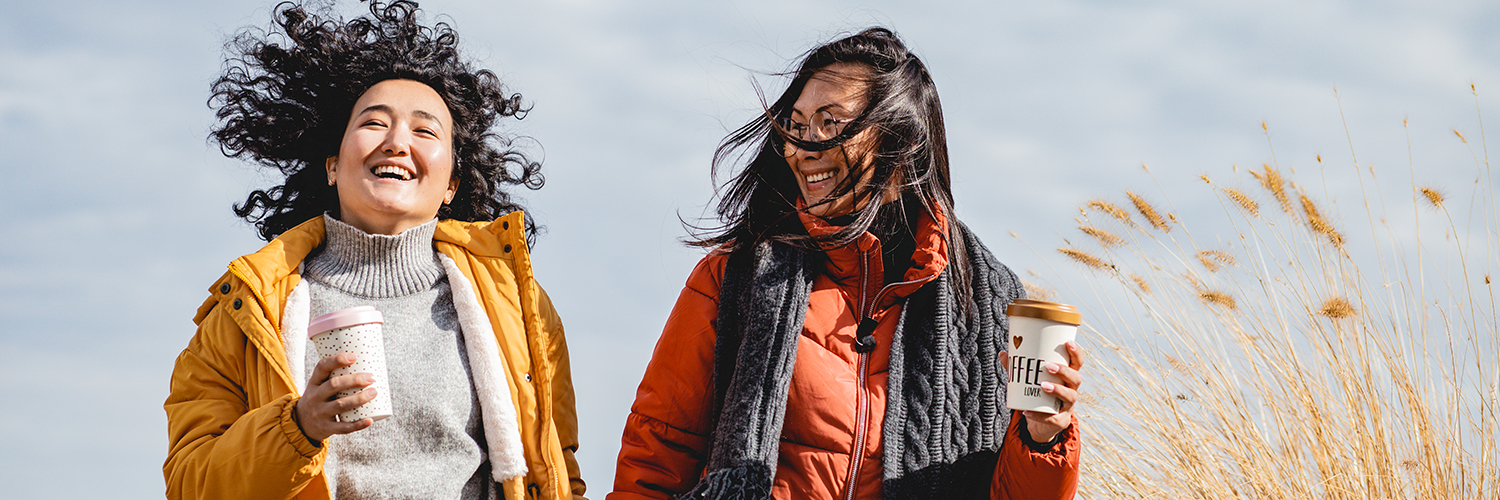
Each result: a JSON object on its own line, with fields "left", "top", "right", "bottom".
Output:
{"left": 303, "top": 215, "right": 499, "bottom": 500}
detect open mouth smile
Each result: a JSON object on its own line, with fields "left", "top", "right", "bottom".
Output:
{"left": 805, "top": 170, "right": 835, "bottom": 184}
{"left": 371, "top": 165, "right": 415, "bottom": 181}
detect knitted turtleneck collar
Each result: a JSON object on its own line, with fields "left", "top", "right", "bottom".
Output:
{"left": 304, "top": 214, "right": 443, "bottom": 298}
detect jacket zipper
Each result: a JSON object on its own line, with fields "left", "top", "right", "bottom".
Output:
{"left": 844, "top": 252, "right": 873, "bottom": 500}
{"left": 844, "top": 250, "right": 934, "bottom": 499}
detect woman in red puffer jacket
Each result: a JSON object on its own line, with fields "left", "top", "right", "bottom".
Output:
{"left": 610, "top": 27, "right": 1082, "bottom": 500}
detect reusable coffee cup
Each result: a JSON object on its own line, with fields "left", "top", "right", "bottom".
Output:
{"left": 308, "top": 306, "right": 392, "bottom": 423}
{"left": 1005, "top": 299, "right": 1082, "bottom": 414}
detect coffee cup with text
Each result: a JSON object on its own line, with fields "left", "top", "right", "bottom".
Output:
{"left": 1005, "top": 299, "right": 1082, "bottom": 414}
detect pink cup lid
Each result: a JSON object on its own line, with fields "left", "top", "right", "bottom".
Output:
{"left": 308, "top": 306, "right": 384, "bottom": 338}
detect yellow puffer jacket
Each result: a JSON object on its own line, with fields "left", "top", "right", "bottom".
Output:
{"left": 164, "top": 213, "right": 586, "bottom": 500}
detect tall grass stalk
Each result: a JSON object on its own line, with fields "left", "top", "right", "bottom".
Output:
{"left": 1043, "top": 101, "right": 1499, "bottom": 499}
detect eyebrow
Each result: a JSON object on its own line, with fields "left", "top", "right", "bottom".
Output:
{"left": 357, "top": 104, "right": 446, "bottom": 129}
{"left": 790, "top": 103, "right": 847, "bottom": 119}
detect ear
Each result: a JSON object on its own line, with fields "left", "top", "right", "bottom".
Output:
{"left": 325, "top": 156, "right": 338, "bottom": 186}
{"left": 445, "top": 176, "right": 460, "bottom": 204}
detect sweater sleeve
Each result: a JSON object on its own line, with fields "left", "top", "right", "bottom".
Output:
{"left": 990, "top": 411, "right": 1081, "bottom": 500}
{"left": 163, "top": 298, "right": 326, "bottom": 500}
{"left": 607, "top": 256, "right": 725, "bottom": 500}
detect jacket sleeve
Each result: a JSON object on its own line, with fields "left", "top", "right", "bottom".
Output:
{"left": 990, "top": 411, "right": 1081, "bottom": 500}
{"left": 607, "top": 256, "right": 725, "bottom": 500}
{"left": 163, "top": 298, "right": 326, "bottom": 500}
{"left": 536, "top": 286, "right": 588, "bottom": 500}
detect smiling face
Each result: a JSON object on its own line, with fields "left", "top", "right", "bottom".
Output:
{"left": 325, "top": 79, "right": 458, "bottom": 235}
{"left": 784, "top": 62, "right": 880, "bottom": 217}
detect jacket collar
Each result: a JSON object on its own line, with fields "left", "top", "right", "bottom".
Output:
{"left": 795, "top": 199, "right": 950, "bottom": 310}
{"left": 220, "top": 212, "right": 526, "bottom": 327}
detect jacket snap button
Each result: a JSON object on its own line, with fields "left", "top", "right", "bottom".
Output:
{"left": 232, "top": 298, "right": 242, "bottom": 310}
{"left": 504, "top": 244, "right": 512, "bottom": 253}
{"left": 524, "top": 373, "right": 532, "bottom": 382}
{"left": 219, "top": 283, "right": 230, "bottom": 294}
{"left": 502, "top": 221, "right": 510, "bottom": 230}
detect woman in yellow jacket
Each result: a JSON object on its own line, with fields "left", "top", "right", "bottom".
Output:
{"left": 163, "top": 2, "right": 584, "bottom": 499}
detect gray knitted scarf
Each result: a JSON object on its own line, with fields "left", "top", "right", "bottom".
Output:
{"left": 684, "top": 222, "right": 1023, "bottom": 499}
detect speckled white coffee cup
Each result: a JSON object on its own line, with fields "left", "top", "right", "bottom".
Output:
{"left": 308, "top": 306, "right": 392, "bottom": 423}
{"left": 1005, "top": 299, "right": 1082, "bottom": 414}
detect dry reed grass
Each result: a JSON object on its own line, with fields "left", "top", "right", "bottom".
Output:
{"left": 1223, "top": 187, "right": 1260, "bottom": 217}
{"left": 1041, "top": 111, "right": 1500, "bottom": 499}
{"left": 1089, "top": 199, "right": 1137, "bottom": 226}
{"left": 1060, "top": 247, "right": 1113, "bottom": 271}
{"left": 1197, "top": 250, "right": 1236, "bottom": 272}
{"left": 1082, "top": 225, "right": 1127, "bottom": 248}
{"left": 1420, "top": 187, "right": 1445, "bottom": 208}
{"left": 1128, "top": 191, "right": 1171, "bottom": 232}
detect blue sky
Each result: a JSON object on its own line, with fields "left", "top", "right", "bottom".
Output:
{"left": 1, "top": 1, "right": 1497, "bottom": 498}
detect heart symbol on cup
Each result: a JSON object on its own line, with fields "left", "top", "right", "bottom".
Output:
{"left": 1012, "top": 336, "right": 1023, "bottom": 349}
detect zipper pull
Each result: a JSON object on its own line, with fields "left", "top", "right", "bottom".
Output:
{"left": 854, "top": 317, "right": 878, "bottom": 353}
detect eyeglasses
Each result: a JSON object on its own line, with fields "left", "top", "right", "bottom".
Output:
{"left": 776, "top": 110, "right": 853, "bottom": 157}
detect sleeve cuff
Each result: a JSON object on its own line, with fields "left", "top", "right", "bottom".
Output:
{"left": 1016, "top": 413, "right": 1072, "bottom": 454}
{"left": 278, "top": 395, "right": 325, "bottom": 458}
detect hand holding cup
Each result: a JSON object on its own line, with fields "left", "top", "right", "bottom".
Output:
{"left": 1002, "top": 299, "right": 1085, "bottom": 443}
{"left": 295, "top": 352, "right": 378, "bottom": 443}
{"left": 1000, "top": 342, "right": 1084, "bottom": 443}
{"left": 296, "top": 306, "right": 393, "bottom": 444}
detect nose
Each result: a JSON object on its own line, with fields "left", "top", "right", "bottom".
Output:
{"left": 381, "top": 126, "right": 411, "bottom": 156}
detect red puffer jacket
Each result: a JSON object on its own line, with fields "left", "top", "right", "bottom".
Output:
{"left": 610, "top": 208, "right": 1080, "bottom": 499}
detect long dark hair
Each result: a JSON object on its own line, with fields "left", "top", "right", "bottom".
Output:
{"left": 211, "top": 0, "right": 543, "bottom": 243}
{"left": 692, "top": 27, "right": 971, "bottom": 292}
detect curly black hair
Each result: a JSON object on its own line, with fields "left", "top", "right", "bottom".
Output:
{"left": 211, "top": 0, "right": 543, "bottom": 242}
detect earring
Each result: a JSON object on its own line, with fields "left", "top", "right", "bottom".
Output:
{"left": 329, "top": 178, "right": 336, "bottom": 186}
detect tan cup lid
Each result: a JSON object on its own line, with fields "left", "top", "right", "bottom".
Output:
{"left": 1006, "top": 299, "right": 1082, "bottom": 326}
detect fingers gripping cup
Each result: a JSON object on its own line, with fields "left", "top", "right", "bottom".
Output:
{"left": 308, "top": 306, "right": 393, "bottom": 423}
{"left": 1005, "top": 299, "right": 1082, "bottom": 414}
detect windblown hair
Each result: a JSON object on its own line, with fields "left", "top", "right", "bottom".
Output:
{"left": 692, "top": 27, "right": 972, "bottom": 298}
{"left": 211, "top": 0, "right": 542, "bottom": 242}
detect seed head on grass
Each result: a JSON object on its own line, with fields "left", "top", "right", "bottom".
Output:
{"left": 1317, "top": 297, "right": 1357, "bottom": 319}
{"left": 1059, "top": 247, "right": 1112, "bottom": 271}
{"left": 1023, "top": 281, "right": 1057, "bottom": 301}
{"left": 1081, "top": 225, "right": 1126, "bottom": 247}
{"left": 1198, "top": 290, "right": 1237, "bottom": 310}
{"left": 1127, "top": 191, "right": 1170, "bottom": 232}
{"left": 1420, "top": 187, "right": 1445, "bottom": 209}
{"left": 1250, "top": 164, "right": 1296, "bottom": 217}
{"left": 1165, "top": 354, "right": 1190, "bottom": 376}
{"left": 1131, "top": 274, "right": 1151, "bottom": 294}
{"left": 1301, "top": 194, "right": 1345, "bottom": 246}
{"left": 1196, "top": 250, "right": 1236, "bottom": 272}
{"left": 1223, "top": 188, "right": 1260, "bottom": 217}
{"left": 1087, "top": 199, "right": 1135, "bottom": 226}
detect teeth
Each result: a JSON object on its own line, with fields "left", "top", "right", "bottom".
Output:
{"left": 372, "top": 165, "right": 412, "bottom": 180}
{"left": 805, "top": 171, "right": 834, "bottom": 184}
